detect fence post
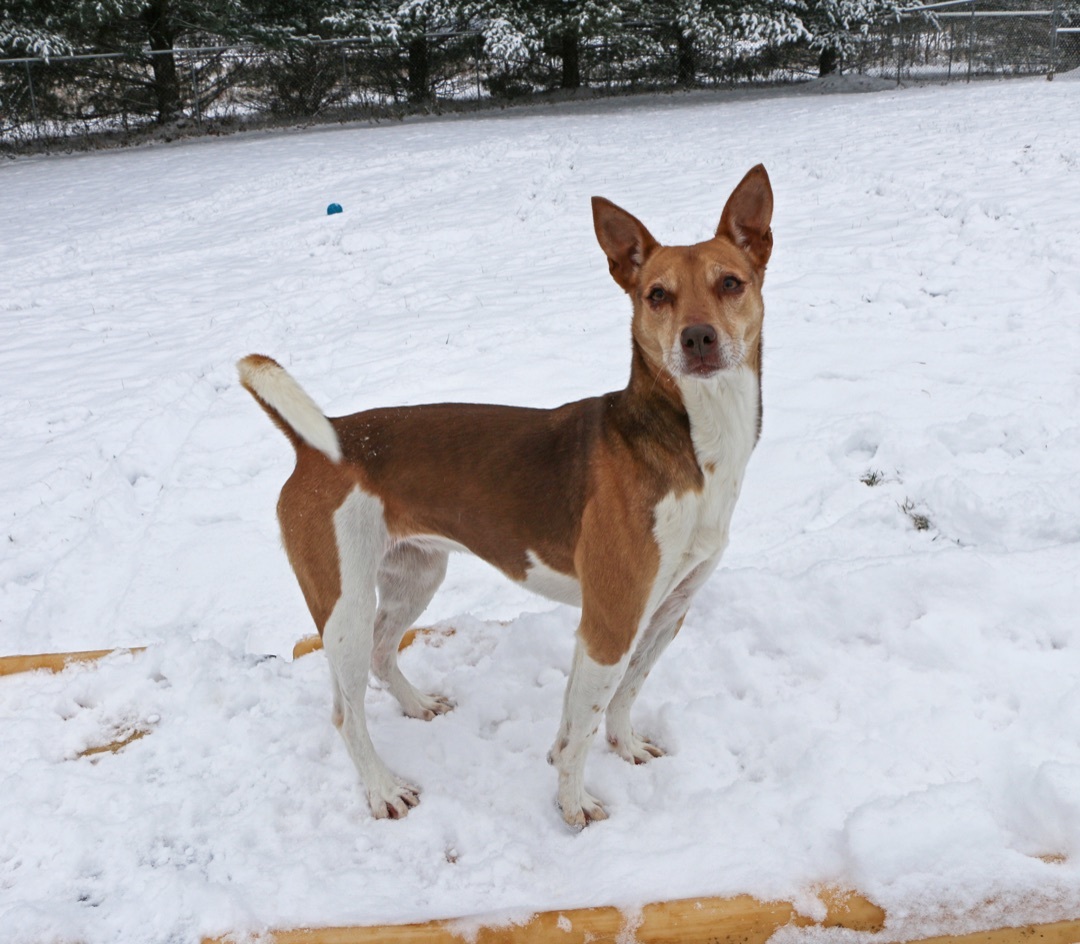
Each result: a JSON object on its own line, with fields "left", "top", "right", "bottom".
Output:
{"left": 24, "top": 60, "right": 40, "bottom": 129}
{"left": 188, "top": 54, "right": 202, "bottom": 126}
{"left": 1048, "top": 0, "right": 1060, "bottom": 79}
{"left": 474, "top": 33, "right": 482, "bottom": 108}
{"left": 947, "top": 20, "right": 955, "bottom": 80}
{"left": 967, "top": 0, "right": 976, "bottom": 80}
{"left": 896, "top": 15, "right": 904, "bottom": 85}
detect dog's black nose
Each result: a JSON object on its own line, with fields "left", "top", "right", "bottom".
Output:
{"left": 681, "top": 324, "right": 718, "bottom": 356}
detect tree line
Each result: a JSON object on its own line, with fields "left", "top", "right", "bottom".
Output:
{"left": 2, "top": 0, "right": 901, "bottom": 126}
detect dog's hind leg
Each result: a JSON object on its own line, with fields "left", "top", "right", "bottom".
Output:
{"left": 323, "top": 488, "right": 420, "bottom": 820}
{"left": 371, "top": 542, "right": 452, "bottom": 720}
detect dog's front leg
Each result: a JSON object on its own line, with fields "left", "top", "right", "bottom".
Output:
{"left": 548, "top": 634, "right": 631, "bottom": 829}
{"left": 547, "top": 488, "right": 657, "bottom": 827}
{"left": 604, "top": 613, "right": 683, "bottom": 765}
{"left": 605, "top": 556, "right": 719, "bottom": 764}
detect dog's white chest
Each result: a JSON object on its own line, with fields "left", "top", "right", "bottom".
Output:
{"left": 652, "top": 368, "right": 759, "bottom": 595}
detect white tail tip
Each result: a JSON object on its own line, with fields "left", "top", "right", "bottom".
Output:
{"left": 238, "top": 355, "right": 343, "bottom": 462}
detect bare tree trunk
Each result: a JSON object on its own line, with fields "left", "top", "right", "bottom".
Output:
{"left": 407, "top": 35, "right": 431, "bottom": 103}
{"left": 560, "top": 25, "right": 581, "bottom": 89}
{"left": 676, "top": 31, "right": 697, "bottom": 86}
{"left": 818, "top": 46, "right": 840, "bottom": 76}
{"left": 142, "top": 0, "right": 182, "bottom": 123}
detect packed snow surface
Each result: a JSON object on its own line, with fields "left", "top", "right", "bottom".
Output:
{"left": 2, "top": 78, "right": 1080, "bottom": 944}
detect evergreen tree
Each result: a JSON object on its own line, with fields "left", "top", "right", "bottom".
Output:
{"left": 492, "top": 0, "right": 634, "bottom": 90}
{"left": 5, "top": 0, "right": 248, "bottom": 121}
{"left": 0, "top": 1, "right": 72, "bottom": 57}
{"left": 799, "top": 0, "right": 899, "bottom": 75}
{"left": 236, "top": 0, "right": 371, "bottom": 115}
{"left": 317, "top": 0, "right": 460, "bottom": 103}
{"left": 638, "top": 0, "right": 805, "bottom": 85}
{"left": 322, "top": 0, "right": 534, "bottom": 104}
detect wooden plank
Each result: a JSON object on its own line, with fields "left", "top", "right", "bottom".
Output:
{"left": 907, "top": 919, "right": 1080, "bottom": 944}
{"left": 261, "top": 916, "right": 1080, "bottom": 944}
{"left": 205, "top": 889, "right": 886, "bottom": 944}
{"left": 0, "top": 631, "right": 442, "bottom": 675}
{"left": 78, "top": 728, "right": 150, "bottom": 758}
{"left": 292, "top": 635, "right": 324, "bottom": 660}
{"left": 201, "top": 890, "right": 1080, "bottom": 944}
{"left": 0, "top": 647, "right": 146, "bottom": 677}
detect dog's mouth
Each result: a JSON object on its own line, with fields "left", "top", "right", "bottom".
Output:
{"left": 673, "top": 338, "right": 744, "bottom": 378}
{"left": 681, "top": 355, "right": 723, "bottom": 378}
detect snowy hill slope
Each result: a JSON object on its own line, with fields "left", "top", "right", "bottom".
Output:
{"left": 2, "top": 78, "right": 1080, "bottom": 943}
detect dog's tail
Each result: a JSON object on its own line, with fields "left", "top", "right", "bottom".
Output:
{"left": 237, "top": 354, "right": 342, "bottom": 462}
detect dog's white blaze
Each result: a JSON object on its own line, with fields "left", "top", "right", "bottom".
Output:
{"left": 650, "top": 366, "right": 760, "bottom": 611}
{"left": 679, "top": 365, "right": 759, "bottom": 472}
{"left": 239, "top": 357, "right": 342, "bottom": 462}
{"left": 522, "top": 551, "right": 582, "bottom": 607}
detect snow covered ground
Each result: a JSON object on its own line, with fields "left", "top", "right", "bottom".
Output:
{"left": 2, "top": 74, "right": 1080, "bottom": 944}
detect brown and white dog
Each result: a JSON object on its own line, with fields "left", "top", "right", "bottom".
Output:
{"left": 238, "top": 165, "right": 773, "bottom": 828}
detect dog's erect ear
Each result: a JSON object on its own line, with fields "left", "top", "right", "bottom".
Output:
{"left": 592, "top": 197, "right": 660, "bottom": 293}
{"left": 717, "top": 164, "right": 774, "bottom": 270}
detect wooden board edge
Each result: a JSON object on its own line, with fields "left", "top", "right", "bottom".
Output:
{"left": 77, "top": 728, "right": 151, "bottom": 758}
{"left": 908, "top": 917, "right": 1080, "bottom": 944}
{"left": 201, "top": 892, "right": 1080, "bottom": 944}
{"left": 203, "top": 889, "right": 885, "bottom": 944}
{"left": 0, "top": 646, "right": 147, "bottom": 677}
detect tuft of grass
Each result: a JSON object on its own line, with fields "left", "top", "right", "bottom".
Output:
{"left": 900, "top": 499, "right": 931, "bottom": 532}
{"left": 861, "top": 469, "right": 885, "bottom": 486}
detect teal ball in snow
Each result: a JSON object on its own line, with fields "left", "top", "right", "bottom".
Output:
{"left": 327, "top": 203, "right": 343, "bottom": 215}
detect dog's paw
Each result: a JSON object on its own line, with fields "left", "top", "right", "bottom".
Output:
{"left": 558, "top": 789, "right": 609, "bottom": 830}
{"left": 607, "top": 730, "right": 665, "bottom": 765}
{"left": 557, "top": 781, "right": 609, "bottom": 825}
{"left": 401, "top": 691, "right": 455, "bottom": 721}
{"left": 367, "top": 779, "right": 421, "bottom": 820}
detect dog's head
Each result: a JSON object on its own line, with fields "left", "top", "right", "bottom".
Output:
{"left": 592, "top": 166, "right": 773, "bottom": 382}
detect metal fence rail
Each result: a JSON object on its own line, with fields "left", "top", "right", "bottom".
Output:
{"left": 1, "top": 2, "right": 1077, "bottom": 153}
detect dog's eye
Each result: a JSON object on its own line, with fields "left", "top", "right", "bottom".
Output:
{"left": 720, "top": 276, "right": 742, "bottom": 293}
{"left": 647, "top": 286, "right": 668, "bottom": 304}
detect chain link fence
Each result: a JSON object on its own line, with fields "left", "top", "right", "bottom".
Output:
{"left": 2, "top": 3, "right": 1077, "bottom": 154}
{"left": 851, "top": 0, "right": 1080, "bottom": 80}
{"left": 0, "top": 34, "right": 488, "bottom": 151}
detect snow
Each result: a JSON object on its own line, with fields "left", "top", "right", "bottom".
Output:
{"left": 2, "top": 77, "right": 1080, "bottom": 944}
